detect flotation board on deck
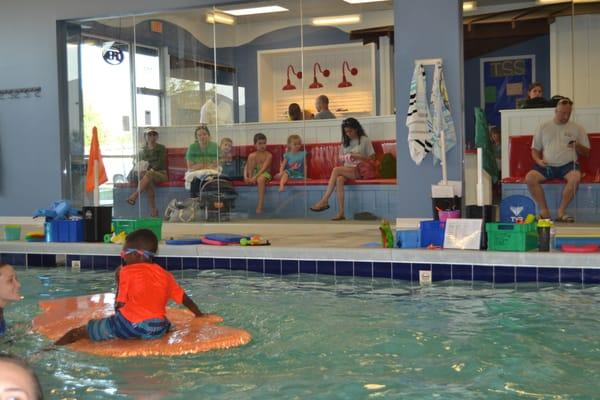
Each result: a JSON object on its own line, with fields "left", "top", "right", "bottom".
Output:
{"left": 32, "top": 293, "right": 251, "bottom": 357}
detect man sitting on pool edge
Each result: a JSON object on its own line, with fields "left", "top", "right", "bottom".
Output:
{"left": 55, "top": 229, "right": 205, "bottom": 345}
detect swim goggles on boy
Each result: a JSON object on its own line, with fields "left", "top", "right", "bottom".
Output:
{"left": 119, "top": 248, "right": 155, "bottom": 260}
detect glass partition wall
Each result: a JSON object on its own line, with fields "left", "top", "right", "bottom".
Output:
{"left": 62, "top": 0, "right": 397, "bottom": 222}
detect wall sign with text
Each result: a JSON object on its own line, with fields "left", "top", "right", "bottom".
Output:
{"left": 480, "top": 55, "right": 535, "bottom": 129}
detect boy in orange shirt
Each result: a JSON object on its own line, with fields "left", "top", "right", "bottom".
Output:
{"left": 55, "top": 229, "right": 205, "bottom": 345}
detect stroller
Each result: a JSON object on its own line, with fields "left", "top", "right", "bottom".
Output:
{"left": 195, "top": 174, "right": 238, "bottom": 222}
{"left": 165, "top": 174, "right": 238, "bottom": 223}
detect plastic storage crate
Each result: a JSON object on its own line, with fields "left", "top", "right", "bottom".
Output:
{"left": 396, "top": 229, "right": 420, "bottom": 248}
{"left": 112, "top": 218, "right": 163, "bottom": 240}
{"left": 45, "top": 220, "right": 84, "bottom": 242}
{"left": 485, "top": 222, "right": 538, "bottom": 251}
{"left": 420, "top": 220, "right": 446, "bottom": 248}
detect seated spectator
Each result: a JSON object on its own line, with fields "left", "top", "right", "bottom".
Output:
{"left": 126, "top": 129, "right": 167, "bottom": 217}
{"left": 0, "top": 354, "right": 43, "bottom": 400}
{"left": 244, "top": 133, "right": 272, "bottom": 214}
{"left": 310, "top": 118, "right": 375, "bottom": 221}
{"left": 288, "top": 103, "right": 313, "bottom": 121}
{"left": 314, "top": 95, "right": 336, "bottom": 119}
{"left": 524, "top": 98, "right": 590, "bottom": 222}
{"left": 219, "top": 137, "right": 245, "bottom": 180}
{"left": 520, "top": 82, "right": 552, "bottom": 109}
{"left": 186, "top": 125, "right": 219, "bottom": 198}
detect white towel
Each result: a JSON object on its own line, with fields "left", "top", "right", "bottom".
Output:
{"left": 184, "top": 169, "right": 221, "bottom": 190}
{"left": 406, "top": 64, "right": 433, "bottom": 165}
{"left": 430, "top": 63, "right": 457, "bottom": 165}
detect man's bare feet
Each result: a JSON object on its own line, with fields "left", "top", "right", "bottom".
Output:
{"left": 278, "top": 185, "right": 285, "bottom": 192}
{"left": 256, "top": 208, "right": 263, "bottom": 214}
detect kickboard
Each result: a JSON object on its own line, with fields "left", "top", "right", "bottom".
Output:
{"left": 203, "top": 233, "right": 247, "bottom": 243}
{"left": 33, "top": 293, "right": 251, "bottom": 357}
{"left": 165, "top": 239, "right": 203, "bottom": 245}
{"left": 560, "top": 244, "right": 599, "bottom": 253}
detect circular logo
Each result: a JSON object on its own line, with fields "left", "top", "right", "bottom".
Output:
{"left": 102, "top": 45, "right": 124, "bottom": 65}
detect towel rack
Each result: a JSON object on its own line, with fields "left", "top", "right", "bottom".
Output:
{"left": 414, "top": 58, "right": 442, "bottom": 66}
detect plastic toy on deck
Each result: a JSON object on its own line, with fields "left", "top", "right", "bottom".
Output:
{"left": 240, "top": 236, "right": 270, "bottom": 246}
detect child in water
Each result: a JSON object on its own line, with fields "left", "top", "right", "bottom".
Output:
{"left": 244, "top": 133, "right": 273, "bottom": 214}
{"left": 0, "top": 354, "right": 43, "bottom": 400}
{"left": 55, "top": 229, "right": 205, "bottom": 345}
{"left": 278, "top": 134, "right": 306, "bottom": 192}
{"left": 0, "top": 263, "right": 22, "bottom": 337}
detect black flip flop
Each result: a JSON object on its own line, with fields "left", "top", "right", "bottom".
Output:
{"left": 310, "top": 204, "right": 330, "bottom": 212}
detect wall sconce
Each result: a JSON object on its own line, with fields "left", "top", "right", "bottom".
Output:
{"left": 338, "top": 61, "right": 358, "bottom": 88}
{"left": 309, "top": 62, "right": 330, "bottom": 89}
{"left": 283, "top": 65, "right": 303, "bottom": 90}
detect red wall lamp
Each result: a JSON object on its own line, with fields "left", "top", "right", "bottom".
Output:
{"left": 338, "top": 61, "right": 358, "bottom": 88}
{"left": 282, "top": 65, "right": 303, "bottom": 90}
{"left": 309, "top": 62, "right": 330, "bottom": 89}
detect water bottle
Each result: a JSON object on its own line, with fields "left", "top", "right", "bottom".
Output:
{"left": 550, "top": 227, "right": 557, "bottom": 250}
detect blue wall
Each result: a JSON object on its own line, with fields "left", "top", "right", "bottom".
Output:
{"left": 464, "top": 34, "right": 550, "bottom": 148}
{"left": 394, "top": 0, "right": 464, "bottom": 218}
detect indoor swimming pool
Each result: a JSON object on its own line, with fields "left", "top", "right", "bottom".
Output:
{"left": 4, "top": 267, "right": 600, "bottom": 399}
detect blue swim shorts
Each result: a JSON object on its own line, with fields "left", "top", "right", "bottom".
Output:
{"left": 533, "top": 161, "right": 579, "bottom": 180}
{"left": 87, "top": 311, "right": 171, "bottom": 342}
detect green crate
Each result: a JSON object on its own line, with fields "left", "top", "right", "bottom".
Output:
{"left": 112, "top": 218, "right": 163, "bottom": 240}
{"left": 486, "top": 222, "right": 538, "bottom": 252}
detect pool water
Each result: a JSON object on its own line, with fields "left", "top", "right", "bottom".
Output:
{"left": 3, "top": 267, "right": 600, "bottom": 399}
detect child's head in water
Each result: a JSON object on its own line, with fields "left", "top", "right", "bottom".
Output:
{"left": 286, "top": 135, "right": 302, "bottom": 153}
{"left": 0, "top": 264, "right": 21, "bottom": 307}
{"left": 120, "top": 229, "right": 158, "bottom": 266}
{"left": 0, "top": 354, "right": 44, "bottom": 400}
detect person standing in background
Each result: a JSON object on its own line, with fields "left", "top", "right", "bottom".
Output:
{"left": 314, "top": 95, "right": 336, "bottom": 119}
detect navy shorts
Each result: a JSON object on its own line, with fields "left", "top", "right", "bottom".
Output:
{"left": 87, "top": 311, "right": 171, "bottom": 342}
{"left": 533, "top": 161, "right": 579, "bottom": 180}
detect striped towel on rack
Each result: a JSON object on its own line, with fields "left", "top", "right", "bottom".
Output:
{"left": 406, "top": 63, "right": 433, "bottom": 165}
{"left": 430, "top": 62, "right": 457, "bottom": 165}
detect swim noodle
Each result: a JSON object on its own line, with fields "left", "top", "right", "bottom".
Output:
{"left": 32, "top": 293, "right": 252, "bottom": 357}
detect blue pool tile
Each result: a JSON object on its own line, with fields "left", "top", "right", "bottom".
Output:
{"left": 182, "top": 258, "right": 198, "bottom": 270}
{"left": 0, "top": 253, "right": 13, "bottom": 264}
{"left": 264, "top": 259, "right": 281, "bottom": 275}
{"left": 538, "top": 267, "right": 559, "bottom": 283}
{"left": 516, "top": 267, "right": 537, "bottom": 283}
{"left": 154, "top": 257, "right": 167, "bottom": 270}
{"left": 282, "top": 260, "right": 298, "bottom": 275}
{"left": 356, "top": 262, "right": 374, "bottom": 278}
{"left": 431, "top": 263, "right": 451, "bottom": 282}
{"left": 336, "top": 261, "right": 353, "bottom": 277}
{"left": 299, "top": 260, "right": 316, "bottom": 274}
{"left": 107, "top": 256, "right": 121, "bottom": 271}
{"left": 12, "top": 253, "right": 26, "bottom": 266}
{"left": 473, "top": 265, "right": 493, "bottom": 283}
{"left": 494, "top": 266, "right": 515, "bottom": 284}
{"left": 80, "top": 255, "right": 94, "bottom": 269}
{"left": 198, "top": 258, "right": 214, "bottom": 270}
{"left": 247, "top": 259, "right": 264, "bottom": 274}
{"left": 411, "top": 264, "right": 431, "bottom": 283}
{"left": 27, "top": 254, "right": 43, "bottom": 267}
{"left": 584, "top": 269, "right": 600, "bottom": 284}
{"left": 317, "top": 261, "right": 334, "bottom": 275}
{"left": 66, "top": 255, "right": 80, "bottom": 268}
{"left": 165, "top": 257, "right": 182, "bottom": 271}
{"left": 41, "top": 254, "right": 56, "bottom": 267}
{"left": 560, "top": 268, "right": 582, "bottom": 284}
{"left": 214, "top": 258, "right": 230, "bottom": 269}
{"left": 230, "top": 258, "right": 247, "bottom": 271}
{"left": 452, "top": 265, "right": 472, "bottom": 282}
{"left": 392, "top": 263, "right": 411, "bottom": 281}
{"left": 92, "top": 256, "right": 107, "bottom": 269}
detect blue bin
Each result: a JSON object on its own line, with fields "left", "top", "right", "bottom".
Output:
{"left": 420, "top": 220, "right": 446, "bottom": 248}
{"left": 45, "top": 220, "right": 84, "bottom": 242}
{"left": 396, "top": 229, "right": 420, "bottom": 248}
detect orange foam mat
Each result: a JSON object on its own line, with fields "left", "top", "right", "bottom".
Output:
{"left": 32, "top": 293, "right": 252, "bottom": 357}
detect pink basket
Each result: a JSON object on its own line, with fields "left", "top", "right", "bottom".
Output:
{"left": 438, "top": 210, "right": 460, "bottom": 222}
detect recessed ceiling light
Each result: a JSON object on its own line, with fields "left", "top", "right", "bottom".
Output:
{"left": 206, "top": 12, "right": 235, "bottom": 25}
{"left": 343, "top": 0, "right": 388, "bottom": 4}
{"left": 463, "top": 1, "right": 476, "bottom": 11}
{"left": 312, "top": 14, "right": 361, "bottom": 26}
{"left": 223, "top": 6, "right": 288, "bottom": 16}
